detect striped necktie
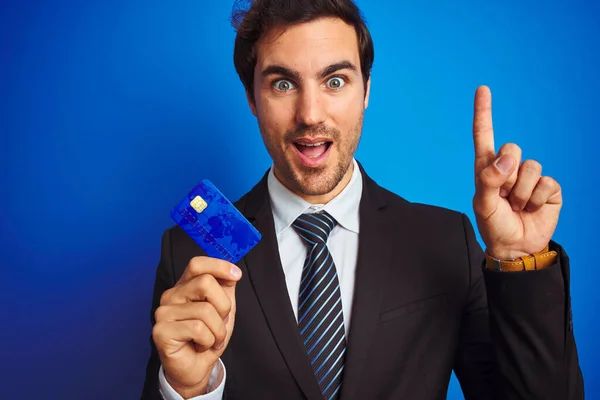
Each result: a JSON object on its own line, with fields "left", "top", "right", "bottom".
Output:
{"left": 292, "top": 211, "right": 346, "bottom": 400}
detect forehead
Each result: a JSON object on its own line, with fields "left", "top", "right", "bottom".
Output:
{"left": 255, "top": 17, "right": 361, "bottom": 74}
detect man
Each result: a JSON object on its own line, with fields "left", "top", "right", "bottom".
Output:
{"left": 141, "top": 0, "right": 584, "bottom": 399}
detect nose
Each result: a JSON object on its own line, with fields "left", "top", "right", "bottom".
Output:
{"left": 295, "top": 85, "right": 327, "bottom": 127}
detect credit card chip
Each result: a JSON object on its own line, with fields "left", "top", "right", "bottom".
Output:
{"left": 190, "top": 195, "right": 207, "bottom": 213}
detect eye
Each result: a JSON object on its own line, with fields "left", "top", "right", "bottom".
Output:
{"left": 273, "top": 79, "right": 295, "bottom": 92}
{"left": 326, "top": 76, "right": 346, "bottom": 90}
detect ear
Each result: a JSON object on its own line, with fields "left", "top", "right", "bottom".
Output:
{"left": 246, "top": 90, "right": 257, "bottom": 117}
{"left": 364, "top": 77, "right": 371, "bottom": 110}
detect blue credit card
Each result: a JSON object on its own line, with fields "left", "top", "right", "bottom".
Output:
{"left": 170, "top": 179, "right": 261, "bottom": 264}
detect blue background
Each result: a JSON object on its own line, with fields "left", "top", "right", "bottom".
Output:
{"left": 2, "top": 0, "right": 598, "bottom": 398}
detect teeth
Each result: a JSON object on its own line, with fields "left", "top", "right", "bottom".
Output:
{"left": 297, "top": 142, "right": 326, "bottom": 147}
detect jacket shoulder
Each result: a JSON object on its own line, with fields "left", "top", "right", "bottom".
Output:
{"left": 376, "top": 185, "right": 482, "bottom": 256}
{"left": 379, "top": 185, "right": 468, "bottom": 224}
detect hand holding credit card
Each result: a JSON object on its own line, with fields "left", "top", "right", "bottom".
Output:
{"left": 152, "top": 180, "right": 261, "bottom": 397}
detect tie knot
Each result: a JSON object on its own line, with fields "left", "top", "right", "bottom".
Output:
{"left": 292, "top": 211, "right": 337, "bottom": 246}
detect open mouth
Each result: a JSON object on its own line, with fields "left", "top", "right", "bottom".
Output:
{"left": 293, "top": 140, "right": 332, "bottom": 158}
{"left": 292, "top": 139, "right": 333, "bottom": 167}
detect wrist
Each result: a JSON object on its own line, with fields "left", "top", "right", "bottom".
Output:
{"left": 164, "top": 369, "right": 212, "bottom": 398}
{"left": 486, "top": 249, "right": 531, "bottom": 260}
{"left": 485, "top": 243, "right": 550, "bottom": 261}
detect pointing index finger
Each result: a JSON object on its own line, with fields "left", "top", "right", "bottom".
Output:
{"left": 473, "top": 85, "right": 496, "bottom": 174}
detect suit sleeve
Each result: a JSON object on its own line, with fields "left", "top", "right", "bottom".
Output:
{"left": 140, "top": 228, "right": 177, "bottom": 400}
{"left": 455, "top": 214, "right": 584, "bottom": 400}
{"left": 452, "top": 214, "right": 497, "bottom": 399}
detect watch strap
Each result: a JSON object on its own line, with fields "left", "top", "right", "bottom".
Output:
{"left": 485, "top": 245, "right": 558, "bottom": 272}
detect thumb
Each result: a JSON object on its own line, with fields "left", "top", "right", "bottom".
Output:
{"left": 474, "top": 154, "right": 517, "bottom": 215}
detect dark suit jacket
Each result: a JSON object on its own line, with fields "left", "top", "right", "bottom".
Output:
{"left": 141, "top": 164, "right": 584, "bottom": 400}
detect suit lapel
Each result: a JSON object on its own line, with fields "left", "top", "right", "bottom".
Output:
{"left": 242, "top": 173, "right": 324, "bottom": 400}
{"left": 339, "top": 166, "right": 397, "bottom": 400}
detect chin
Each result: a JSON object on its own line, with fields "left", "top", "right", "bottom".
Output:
{"left": 291, "top": 161, "right": 348, "bottom": 197}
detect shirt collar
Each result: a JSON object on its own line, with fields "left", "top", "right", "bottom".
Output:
{"left": 268, "top": 158, "right": 362, "bottom": 236}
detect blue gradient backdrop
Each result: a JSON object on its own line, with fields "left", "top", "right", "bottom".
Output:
{"left": 2, "top": 1, "right": 598, "bottom": 398}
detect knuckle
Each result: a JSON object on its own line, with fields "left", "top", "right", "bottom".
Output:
{"left": 160, "top": 289, "right": 172, "bottom": 306}
{"left": 539, "top": 176, "right": 555, "bottom": 188}
{"left": 204, "top": 335, "right": 216, "bottom": 348}
{"left": 197, "top": 273, "right": 216, "bottom": 290}
{"left": 152, "top": 323, "right": 165, "bottom": 343}
{"left": 191, "top": 320, "right": 207, "bottom": 336}
{"left": 499, "top": 142, "right": 521, "bottom": 154}
{"left": 523, "top": 159, "right": 542, "bottom": 173}
{"left": 187, "top": 256, "right": 205, "bottom": 274}
{"left": 193, "top": 321, "right": 215, "bottom": 345}
{"left": 154, "top": 306, "right": 166, "bottom": 322}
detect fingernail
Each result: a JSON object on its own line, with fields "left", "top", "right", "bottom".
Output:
{"left": 495, "top": 155, "right": 514, "bottom": 175}
{"left": 214, "top": 342, "right": 224, "bottom": 350}
{"left": 230, "top": 266, "right": 242, "bottom": 279}
{"left": 500, "top": 188, "right": 509, "bottom": 197}
{"left": 224, "top": 314, "right": 229, "bottom": 324}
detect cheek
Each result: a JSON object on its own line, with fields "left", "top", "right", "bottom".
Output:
{"left": 258, "top": 97, "right": 295, "bottom": 135}
{"left": 329, "top": 92, "right": 364, "bottom": 131}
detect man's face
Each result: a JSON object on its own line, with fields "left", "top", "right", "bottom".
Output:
{"left": 249, "top": 17, "right": 370, "bottom": 200}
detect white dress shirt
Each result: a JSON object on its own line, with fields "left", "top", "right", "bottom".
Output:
{"left": 159, "top": 158, "right": 363, "bottom": 400}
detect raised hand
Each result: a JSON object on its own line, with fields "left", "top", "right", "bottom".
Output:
{"left": 152, "top": 257, "right": 242, "bottom": 397}
{"left": 471, "top": 86, "right": 562, "bottom": 260}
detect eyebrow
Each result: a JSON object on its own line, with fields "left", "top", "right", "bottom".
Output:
{"left": 319, "top": 61, "right": 357, "bottom": 79}
{"left": 260, "top": 60, "right": 358, "bottom": 81}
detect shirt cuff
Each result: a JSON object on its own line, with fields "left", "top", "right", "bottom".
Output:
{"left": 158, "top": 359, "right": 226, "bottom": 400}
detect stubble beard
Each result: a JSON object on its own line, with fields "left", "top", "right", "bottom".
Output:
{"left": 259, "top": 111, "right": 364, "bottom": 197}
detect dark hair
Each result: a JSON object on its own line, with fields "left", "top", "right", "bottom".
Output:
{"left": 231, "top": 0, "right": 374, "bottom": 101}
